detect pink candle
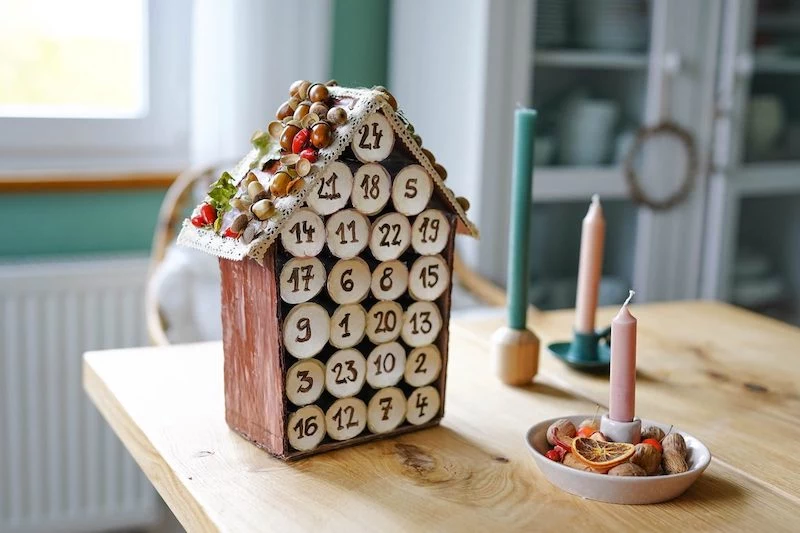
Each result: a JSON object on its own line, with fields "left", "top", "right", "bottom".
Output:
{"left": 574, "top": 194, "right": 606, "bottom": 334}
{"left": 609, "top": 290, "right": 637, "bottom": 422}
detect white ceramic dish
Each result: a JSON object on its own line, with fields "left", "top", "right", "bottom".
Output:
{"left": 526, "top": 415, "right": 711, "bottom": 504}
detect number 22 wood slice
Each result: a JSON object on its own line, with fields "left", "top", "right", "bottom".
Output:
{"left": 369, "top": 212, "right": 411, "bottom": 261}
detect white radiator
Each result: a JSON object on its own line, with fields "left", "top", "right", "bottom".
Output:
{"left": 0, "top": 256, "right": 159, "bottom": 533}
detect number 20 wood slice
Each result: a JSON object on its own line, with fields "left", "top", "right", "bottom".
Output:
{"left": 366, "top": 300, "right": 403, "bottom": 344}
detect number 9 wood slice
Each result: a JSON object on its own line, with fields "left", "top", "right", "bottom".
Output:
{"left": 286, "top": 358, "right": 326, "bottom": 406}
{"left": 329, "top": 304, "right": 366, "bottom": 349}
{"left": 283, "top": 303, "right": 330, "bottom": 359}
{"left": 367, "top": 387, "right": 406, "bottom": 434}
{"left": 365, "top": 300, "right": 403, "bottom": 344}
{"left": 325, "top": 208, "right": 370, "bottom": 259}
{"left": 287, "top": 405, "right": 326, "bottom": 451}
{"left": 366, "top": 341, "right": 406, "bottom": 388}
{"left": 280, "top": 207, "right": 325, "bottom": 257}
{"left": 408, "top": 254, "right": 450, "bottom": 301}
{"left": 306, "top": 161, "right": 353, "bottom": 215}
{"left": 401, "top": 301, "right": 442, "bottom": 347}
{"left": 391, "top": 164, "right": 433, "bottom": 216}
{"left": 352, "top": 163, "right": 391, "bottom": 215}
{"left": 411, "top": 209, "right": 450, "bottom": 256}
{"left": 404, "top": 345, "right": 442, "bottom": 387}
{"left": 369, "top": 212, "right": 411, "bottom": 261}
{"left": 279, "top": 257, "right": 326, "bottom": 304}
{"left": 351, "top": 112, "right": 394, "bottom": 163}
{"left": 326, "top": 397, "right": 367, "bottom": 441}
{"left": 406, "top": 386, "right": 440, "bottom": 426}
{"left": 327, "top": 257, "right": 370, "bottom": 304}
{"left": 370, "top": 260, "right": 409, "bottom": 301}
{"left": 325, "top": 349, "right": 367, "bottom": 398}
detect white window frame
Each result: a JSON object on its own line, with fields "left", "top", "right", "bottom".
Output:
{"left": 0, "top": 0, "right": 191, "bottom": 174}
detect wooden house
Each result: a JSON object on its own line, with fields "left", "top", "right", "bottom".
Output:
{"left": 178, "top": 82, "right": 478, "bottom": 459}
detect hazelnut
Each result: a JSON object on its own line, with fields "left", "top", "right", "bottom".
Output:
{"left": 456, "top": 196, "right": 470, "bottom": 212}
{"left": 325, "top": 79, "right": 339, "bottom": 86}
{"left": 280, "top": 124, "right": 301, "bottom": 152}
{"left": 293, "top": 103, "right": 310, "bottom": 121}
{"left": 298, "top": 80, "right": 312, "bottom": 100}
{"left": 379, "top": 89, "right": 398, "bottom": 110}
{"left": 309, "top": 102, "right": 328, "bottom": 119}
{"left": 251, "top": 199, "right": 275, "bottom": 221}
{"left": 276, "top": 101, "right": 292, "bottom": 120}
{"left": 270, "top": 171, "right": 291, "bottom": 197}
{"left": 289, "top": 79, "right": 304, "bottom": 97}
{"left": 327, "top": 106, "right": 347, "bottom": 125}
{"left": 422, "top": 148, "right": 435, "bottom": 164}
{"left": 434, "top": 163, "right": 448, "bottom": 181}
{"left": 641, "top": 426, "right": 666, "bottom": 442}
{"left": 231, "top": 214, "right": 249, "bottom": 233}
{"left": 608, "top": 463, "right": 647, "bottom": 477}
{"left": 308, "top": 83, "right": 329, "bottom": 103}
{"left": 310, "top": 121, "right": 333, "bottom": 149}
{"left": 247, "top": 180, "right": 264, "bottom": 200}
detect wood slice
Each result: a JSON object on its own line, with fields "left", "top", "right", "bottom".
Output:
{"left": 279, "top": 257, "right": 326, "bottom": 304}
{"left": 329, "top": 304, "right": 367, "bottom": 349}
{"left": 365, "top": 341, "right": 406, "bottom": 389}
{"left": 280, "top": 207, "right": 326, "bottom": 257}
{"left": 369, "top": 212, "right": 411, "bottom": 261}
{"left": 411, "top": 209, "right": 450, "bottom": 256}
{"left": 408, "top": 254, "right": 450, "bottom": 302}
{"left": 325, "top": 208, "right": 370, "bottom": 259}
{"left": 283, "top": 303, "right": 330, "bottom": 359}
{"left": 325, "top": 348, "right": 367, "bottom": 398}
{"left": 370, "top": 260, "right": 409, "bottom": 301}
{"left": 351, "top": 112, "right": 394, "bottom": 163}
{"left": 285, "top": 358, "right": 326, "bottom": 406}
{"left": 351, "top": 163, "right": 391, "bottom": 215}
{"left": 403, "top": 345, "right": 442, "bottom": 387}
{"left": 401, "top": 301, "right": 443, "bottom": 347}
{"left": 287, "top": 404, "right": 326, "bottom": 451}
{"left": 365, "top": 300, "right": 403, "bottom": 344}
{"left": 391, "top": 164, "right": 433, "bottom": 216}
{"left": 367, "top": 387, "right": 406, "bottom": 434}
{"left": 325, "top": 397, "right": 367, "bottom": 441}
{"left": 306, "top": 161, "right": 354, "bottom": 215}
{"left": 327, "top": 257, "right": 371, "bottom": 304}
{"left": 405, "top": 386, "right": 441, "bottom": 426}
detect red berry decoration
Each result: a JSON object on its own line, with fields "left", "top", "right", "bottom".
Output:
{"left": 545, "top": 449, "right": 562, "bottom": 462}
{"left": 292, "top": 128, "right": 311, "bottom": 154}
{"left": 190, "top": 215, "right": 206, "bottom": 227}
{"left": 200, "top": 203, "right": 217, "bottom": 224}
{"left": 223, "top": 228, "right": 240, "bottom": 239}
{"left": 299, "top": 148, "right": 318, "bottom": 163}
{"left": 642, "top": 438, "right": 663, "bottom": 453}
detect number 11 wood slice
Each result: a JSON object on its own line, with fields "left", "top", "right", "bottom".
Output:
{"left": 195, "top": 83, "right": 478, "bottom": 460}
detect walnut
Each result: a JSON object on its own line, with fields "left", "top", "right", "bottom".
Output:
{"left": 641, "top": 425, "right": 666, "bottom": 442}
{"left": 608, "top": 462, "right": 647, "bottom": 476}
{"left": 630, "top": 443, "right": 662, "bottom": 475}
{"left": 662, "top": 433, "right": 688, "bottom": 474}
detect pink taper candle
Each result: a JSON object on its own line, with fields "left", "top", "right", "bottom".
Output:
{"left": 574, "top": 194, "right": 606, "bottom": 334}
{"left": 609, "top": 290, "right": 637, "bottom": 422}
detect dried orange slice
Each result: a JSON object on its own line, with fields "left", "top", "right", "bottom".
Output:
{"left": 571, "top": 437, "right": 635, "bottom": 472}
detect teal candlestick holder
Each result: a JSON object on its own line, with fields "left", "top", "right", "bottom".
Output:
{"left": 547, "top": 326, "right": 611, "bottom": 373}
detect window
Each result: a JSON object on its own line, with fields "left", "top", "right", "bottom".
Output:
{"left": 0, "top": 0, "right": 191, "bottom": 173}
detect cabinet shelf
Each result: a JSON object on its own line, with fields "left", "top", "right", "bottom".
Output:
{"left": 754, "top": 55, "right": 800, "bottom": 74}
{"left": 534, "top": 49, "right": 648, "bottom": 70}
{"left": 532, "top": 167, "right": 629, "bottom": 202}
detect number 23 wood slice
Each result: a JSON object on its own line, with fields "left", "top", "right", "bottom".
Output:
{"left": 325, "top": 348, "right": 367, "bottom": 398}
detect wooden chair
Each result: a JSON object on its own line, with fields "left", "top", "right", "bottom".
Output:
{"left": 146, "top": 165, "right": 505, "bottom": 346}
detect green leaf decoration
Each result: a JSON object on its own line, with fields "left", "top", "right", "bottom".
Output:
{"left": 207, "top": 171, "right": 237, "bottom": 214}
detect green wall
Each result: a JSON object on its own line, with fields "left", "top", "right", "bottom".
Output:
{"left": 1, "top": 0, "right": 391, "bottom": 259}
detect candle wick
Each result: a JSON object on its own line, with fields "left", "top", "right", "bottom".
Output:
{"left": 623, "top": 289, "right": 635, "bottom": 308}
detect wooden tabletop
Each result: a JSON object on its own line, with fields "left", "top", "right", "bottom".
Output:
{"left": 84, "top": 301, "right": 800, "bottom": 532}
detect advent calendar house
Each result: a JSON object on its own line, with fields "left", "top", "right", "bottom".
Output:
{"left": 179, "top": 82, "right": 478, "bottom": 459}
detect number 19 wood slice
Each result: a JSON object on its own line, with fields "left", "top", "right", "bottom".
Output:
{"left": 411, "top": 209, "right": 450, "bottom": 256}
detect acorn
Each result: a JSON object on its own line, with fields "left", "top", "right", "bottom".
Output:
{"left": 296, "top": 157, "right": 311, "bottom": 177}
{"left": 297, "top": 80, "right": 312, "bottom": 100}
{"left": 422, "top": 148, "right": 435, "bottom": 164}
{"left": 276, "top": 101, "right": 292, "bottom": 120}
{"left": 309, "top": 102, "right": 328, "bottom": 119}
{"left": 375, "top": 86, "right": 398, "bottom": 110}
{"left": 287, "top": 96, "right": 300, "bottom": 111}
{"left": 280, "top": 153, "right": 301, "bottom": 166}
{"left": 413, "top": 134, "right": 423, "bottom": 146}
{"left": 327, "top": 106, "right": 347, "bottom": 125}
{"left": 456, "top": 196, "right": 470, "bottom": 212}
{"left": 231, "top": 213, "right": 249, "bottom": 233}
{"left": 270, "top": 171, "right": 292, "bottom": 196}
{"left": 325, "top": 79, "right": 339, "bottom": 87}
{"left": 301, "top": 113, "right": 320, "bottom": 129}
{"left": 293, "top": 102, "right": 311, "bottom": 121}
{"left": 288, "top": 177, "right": 306, "bottom": 195}
{"left": 310, "top": 121, "right": 333, "bottom": 149}
{"left": 251, "top": 199, "right": 276, "bottom": 220}
{"left": 267, "top": 120, "right": 283, "bottom": 139}
{"left": 247, "top": 180, "right": 265, "bottom": 200}
{"left": 280, "top": 124, "right": 301, "bottom": 151}
{"left": 289, "top": 79, "right": 304, "bottom": 97}
{"left": 308, "top": 83, "right": 329, "bottom": 103}
{"left": 434, "top": 163, "right": 448, "bottom": 181}
{"left": 230, "top": 197, "right": 251, "bottom": 212}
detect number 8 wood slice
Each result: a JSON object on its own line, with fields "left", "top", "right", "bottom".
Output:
{"left": 391, "top": 164, "right": 433, "bottom": 216}
{"left": 325, "top": 208, "right": 370, "bottom": 259}
{"left": 401, "top": 301, "right": 442, "bottom": 347}
{"left": 280, "top": 207, "right": 325, "bottom": 257}
{"left": 279, "top": 257, "right": 326, "bottom": 304}
{"left": 408, "top": 254, "right": 450, "bottom": 301}
{"left": 351, "top": 112, "right": 394, "bottom": 163}
{"left": 326, "top": 397, "right": 367, "bottom": 441}
{"left": 327, "top": 257, "right": 370, "bottom": 304}
{"left": 367, "top": 387, "right": 406, "bottom": 434}
{"left": 411, "top": 209, "right": 450, "bottom": 256}
{"left": 286, "top": 358, "right": 326, "bottom": 406}
{"left": 366, "top": 301, "right": 403, "bottom": 344}
{"left": 325, "top": 348, "right": 366, "bottom": 398}
{"left": 369, "top": 212, "right": 411, "bottom": 261}
{"left": 329, "top": 304, "right": 367, "bottom": 349}
{"left": 366, "top": 341, "right": 406, "bottom": 388}
{"left": 406, "top": 386, "right": 441, "bottom": 426}
{"left": 370, "top": 260, "right": 409, "bottom": 301}
{"left": 283, "top": 303, "right": 330, "bottom": 359}
{"left": 351, "top": 163, "right": 391, "bottom": 215}
{"left": 306, "top": 161, "right": 353, "bottom": 215}
{"left": 287, "top": 404, "right": 326, "bottom": 451}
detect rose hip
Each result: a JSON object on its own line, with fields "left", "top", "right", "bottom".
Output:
{"left": 292, "top": 128, "right": 311, "bottom": 154}
{"left": 299, "top": 148, "right": 317, "bottom": 163}
{"left": 223, "top": 228, "right": 240, "bottom": 239}
{"left": 199, "top": 203, "right": 217, "bottom": 224}
{"left": 190, "top": 215, "right": 206, "bottom": 227}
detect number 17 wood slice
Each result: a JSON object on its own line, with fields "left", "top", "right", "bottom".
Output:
{"left": 188, "top": 83, "right": 478, "bottom": 460}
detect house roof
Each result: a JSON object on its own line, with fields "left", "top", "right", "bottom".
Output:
{"left": 178, "top": 85, "right": 478, "bottom": 263}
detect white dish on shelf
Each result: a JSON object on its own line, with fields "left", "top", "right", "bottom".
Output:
{"left": 574, "top": 0, "right": 650, "bottom": 51}
{"left": 526, "top": 415, "right": 711, "bottom": 504}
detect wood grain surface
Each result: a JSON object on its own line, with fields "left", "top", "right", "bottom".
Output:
{"left": 84, "top": 301, "right": 800, "bottom": 532}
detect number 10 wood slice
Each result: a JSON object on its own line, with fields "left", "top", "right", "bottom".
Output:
{"left": 210, "top": 84, "right": 478, "bottom": 460}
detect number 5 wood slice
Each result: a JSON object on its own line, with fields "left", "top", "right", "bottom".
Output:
{"left": 391, "top": 164, "right": 433, "bottom": 216}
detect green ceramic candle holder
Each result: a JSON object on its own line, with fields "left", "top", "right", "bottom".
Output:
{"left": 547, "top": 326, "right": 611, "bottom": 373}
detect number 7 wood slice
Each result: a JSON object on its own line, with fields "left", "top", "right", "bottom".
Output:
{"left": 180, "top": 83, "right": 478, "bottom": 460}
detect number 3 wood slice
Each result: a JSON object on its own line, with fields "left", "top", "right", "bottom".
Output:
{"left": 286, "top": 359, "right": 326, "bottom": 406}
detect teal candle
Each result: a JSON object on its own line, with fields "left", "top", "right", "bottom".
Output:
{"left": 507, "top": 108, "right": 536, "bottom": 330}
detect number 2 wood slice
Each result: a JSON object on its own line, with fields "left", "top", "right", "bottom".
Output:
{"left": 367, "top": 387, "right": 406, "bottom": 434}
{"left": 326, "top": 208, "right": 370, "bottom": 259}
{"left": 369, "top": 212, "right": 411, "bottom": 261}
{"left": 370, "top": 260, "right": 409, "bottom": 301}
{"left": 411, "top": 209, "right": 450, "bottom": 256}
{"left": 286, "top": 358, "right": 326, "bottom": 406}
{"left": 391, "top": 164, "right": 433, "bottom": 216}
{"left": 326, "top": 397, "right": 367, "bottom": 441}
{"left": 406, "top": 386, "right": 441, "bottom": 426}
{"left": 327, "top": 257, "right": 371, "bottom": 304}
{"left": 280, "top": 207, "right": 325, "bottom": 257}
{"left": 366, "top": 341, "right": 406, "bottom": 388}
{"left": 404, "top": 345, "right": 442, "bottom": 387}
{"left": 288, "top": 405, "right": 326, "bottom": 451}
{"left": 306, "top": 161, "right": 354, "bottom": 215}
{"left": 283, "top": 303, "right": 330, "bottom": 359}
{"left": 329, "top": 304, "right": 367, "bottom": 349}
{"left": 352, "top": 163, "right": 391, "bottom": 215}
{"left": 366, "top": 300, "right": 403, "bottom": 344}
{"left": 279, "top": 257, "right": 326, "bottom": 304}
{"left": 408, "top": 254, "right": 450, "bottom": 301}
{"left": 401, "top": 301, "right": 443, "bottom": 347}
{"left": 351, "top": 112, "right": 394, "bottom": 163}
{"left": 325, "top": 348, "right": 366, "bottom": 398}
